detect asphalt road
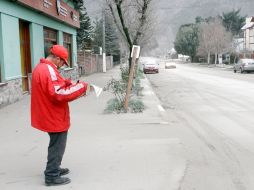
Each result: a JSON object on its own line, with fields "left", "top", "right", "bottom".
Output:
{"left": 146, "top": 62, "right": 254, "bottom": 190}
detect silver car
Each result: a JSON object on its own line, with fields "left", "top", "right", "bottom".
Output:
{"left": 234, "top": 59, "right": 254, "bottom": 73}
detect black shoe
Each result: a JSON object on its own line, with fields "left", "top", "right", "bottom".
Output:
{"left": 60, "top": 168, "right": 70, "bottom": 176}
{"left": 45, "top": 177, "right": 71, "bottom": 186}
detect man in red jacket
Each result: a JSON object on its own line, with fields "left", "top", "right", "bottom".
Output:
{"left": 31, "top": 45, "right": 92, "bottom": 186}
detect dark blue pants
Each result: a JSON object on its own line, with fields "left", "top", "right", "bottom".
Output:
{"left": 44, "top": 131, "right": 68, "bottom": 179}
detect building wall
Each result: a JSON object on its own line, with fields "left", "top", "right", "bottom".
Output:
{"left": 0, "top": 1, "right": 77, "bottom": 34}
{"left": 243, "top": 17, "right": 254, "bottom": 51}
{"left": 106, "top": 56, "right": 114, "bottom": 70}
{"left": 72, "top": 35, "right": 78, "bottom": 66}
{"left": 0, "top": 13, "right": 22, "bottom": 81}
{"left": 77, "top": 51, "right": 114, "bottom": 76}
{"left": 30, "top": 23, "right": 44, "bottom": 68}
{"left": 79, "top": 51, "right": 98, "bottom": 75}
{"left": 0, "top": 1, "right": 78, "bottom": 68}
{"left": 63, "top": 0, "right": 75, "bottom": 8}
{"left": 0, "top": 14, "right": 4, "bottom": 82}
{"left": 17, "top": 0, "right": 79, "bottom": 28}
{"left": 249, "top": 28, "right": 254, "bottom": 51}
{"left": 245, "top": 28, "right": 254, "bottom": 51}
{"left": 234, "top": 38, "right": 244, "bottom": 53}
{"left": 246, "top": 29, "right": 250, "bottom": 50}
{"left": 0, "top": 79, "right": 22, "bottom": 108}
{"left": 0, "top": 1, "right": 79, "bottom": 107}
{"left": 59, "top": 67, "right": 79, "bottom": 81}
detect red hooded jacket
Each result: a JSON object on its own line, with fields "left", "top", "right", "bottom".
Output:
{"left": 31, "top": 58, "right": 88, "bottom": 132}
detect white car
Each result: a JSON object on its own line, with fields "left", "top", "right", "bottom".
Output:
{"left": 165, "top": 62, "right": 176, "bottom": 69}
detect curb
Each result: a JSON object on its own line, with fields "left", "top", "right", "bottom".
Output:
{"left": 141, "top": 75, "right": 169, "bottom": 124}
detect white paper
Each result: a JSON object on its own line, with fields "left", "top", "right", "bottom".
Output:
{"left": 91, "top": 84, "right": 103, "bottom": 98}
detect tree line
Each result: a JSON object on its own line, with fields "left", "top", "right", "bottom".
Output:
{"left": 73, "top": 0, "right": 120, "bottom": 62}
{"left": 174, "top": 9, "right": 246, "bottom": 64}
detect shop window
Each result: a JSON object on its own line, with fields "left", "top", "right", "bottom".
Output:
{"left": 63, "top": 33, "right": 72, "bottom": 68}
{"left": 44, "top": 27, "right": 57, "bottom": 57}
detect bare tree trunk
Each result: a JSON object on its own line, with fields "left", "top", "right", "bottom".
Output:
{"left": 234, "top": 55, "right": 237, "bottom": 64}
{"left": 214, "top": 53, "right": 217, "bottom": 65}
{"left": 107, "top": 1, "right": 133, "bottom": 70}
{"left": 207, "top": 51, "right": 210, "bottom": 64}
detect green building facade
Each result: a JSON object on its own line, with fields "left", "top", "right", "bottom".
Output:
{"left": 0, "top": 0, "right": 80, "bottom": 107}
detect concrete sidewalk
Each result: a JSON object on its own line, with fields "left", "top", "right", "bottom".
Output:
{"left": 0, "top": 66, "right": 186, "bottom": 190}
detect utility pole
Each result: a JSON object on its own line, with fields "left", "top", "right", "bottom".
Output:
{"left": 102, "top": 6, "right": 106, "bottom": 73}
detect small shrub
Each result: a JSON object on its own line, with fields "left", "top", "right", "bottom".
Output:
{"left": 104, "top": 98, "right": 145, "bottom": 113}
{"left": 104, "top": 65, "right": 145, "bottom": 114}
{"left": 129, "top": 99, "right": 145, "bottom": 113}
{"left": 105, "top": 78, "right": 127, "bottom": 104}
{"left": 136, "top": 68, "right": 145, "bottom": 79}
{"left": 120, "top": 66, "right": 129, "bottom": 83}
{"left": 104, "top": 98, "right": 125, "bottom": 114}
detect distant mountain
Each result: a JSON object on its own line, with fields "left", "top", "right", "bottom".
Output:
{"left": 85, "top": 0, "right": 254, "bottom": 55}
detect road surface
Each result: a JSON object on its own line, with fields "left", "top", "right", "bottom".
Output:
{"left": 146, "top": 62, "right": 254, "bottom": 190}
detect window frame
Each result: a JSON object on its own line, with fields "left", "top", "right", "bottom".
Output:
{"left": 63, "top": 32, "right": 72, "bottom": 68}
{"left": 43, "top": 27, "right": 58, "bottom": 57}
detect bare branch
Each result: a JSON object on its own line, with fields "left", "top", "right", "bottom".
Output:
{"left": 105, "top": 0, "right": 154, "bottom": 67}
{"left": 133, "top": 0, "right": 152, "bottom": 44}
{"left": 106, "top": 0, "right": 127, "bottom": 40}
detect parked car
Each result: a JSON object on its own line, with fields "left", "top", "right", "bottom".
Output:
{"left": 165, "top": 61, "right": 176, "bottom": 69}
{"left": 233, "top": 59, "right": 254, "bottom": 73}
{"left": 143, "top": 59, "right": 159, "bottom": 74}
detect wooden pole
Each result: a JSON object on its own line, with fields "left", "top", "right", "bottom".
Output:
{"left": 124, "top": 47, "right": 138, "bottom": 111}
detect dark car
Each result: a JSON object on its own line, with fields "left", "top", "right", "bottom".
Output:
{"left": 143, "top": 59, "right": 159, "bottom": 74}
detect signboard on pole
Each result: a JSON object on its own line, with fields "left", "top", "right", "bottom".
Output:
{"left": 131, "top": 45, "right": 140, "bottom": 58}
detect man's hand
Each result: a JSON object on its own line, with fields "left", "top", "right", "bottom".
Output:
{"left": 89, "top": 85, "right": 94, "bottom": 92}
{"left": 85, "top": 84, "right": 94, "bottom": 94}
